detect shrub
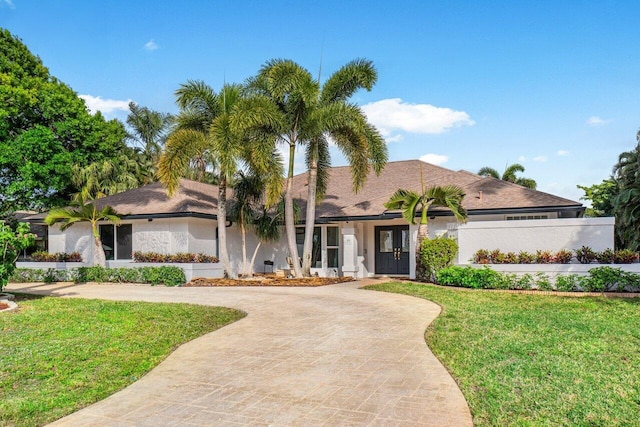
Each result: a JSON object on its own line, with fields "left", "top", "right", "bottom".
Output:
{"left": 504, "top": 252, "right": 519, "bottom": 264}
{"left": 421, "top": 237, "right": 458, "bottom": 282}
{"left": 489, "top": 249, "right": 505, "bottom": 264}
{"left": 575, "top": 246, "right": 597, "bottom": 264}
{"left": 513, "top": 273, "right": 534, "bottom": 290}
{"left": 596, "top": 248, "right": 615, "bottom": 264}
{"left": 535, "top": 250, "right": 554, "bottom": 264}
{"left": 614, "top": 249, "right": 639, "bottom": 264}
{"left": 517, "top": 251, "right": 535, "bottom": 264}
{"left": 554, "top": 249, "right": 573, "bottom": 264}
{"left": 29, "top": 251, "right": 83, "bottom": 262}
{"left": 534, "top": 272, "right": 553, "bottom": 290}
{"left": 472, "top": 249, "right": 490, "bottom": 264}
{"left": 582, "top": 266, "right": 624, "bottom": 292}
{"left": 74, "top": 266, "right": 185, "bottom": 286}
{"left": 1, "top": 222, "right": 35, "bottom": 292}
{"left": 133, "top": 251, "right": 218, "bottom": 263}
{"left": 436, "top": 266, "right": 510, "bottom": 289}
{"left": 555, "top": 274, "right": 581, "bottom": 292}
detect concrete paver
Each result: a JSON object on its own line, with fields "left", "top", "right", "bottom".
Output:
{"left": 7, "top": 280, "right": 472, "bottom": 426}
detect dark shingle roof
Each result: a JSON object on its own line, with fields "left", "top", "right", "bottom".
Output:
{"left": 290, "top": 159, "right": 582, "bottom": 219}
{"left": 27, "top": 160, "right": 583, "bottom": 222}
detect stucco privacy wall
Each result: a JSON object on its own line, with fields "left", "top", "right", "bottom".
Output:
{"left": 456, "top": 217, "right": 615, "bottom": 264}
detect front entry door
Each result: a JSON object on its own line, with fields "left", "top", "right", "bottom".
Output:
{"left": 375, "top": 225, "right": 410, "bottom": 275}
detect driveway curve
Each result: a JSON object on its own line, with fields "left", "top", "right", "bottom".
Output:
{"left": 8, "top": 280, "right": 472, "bottom": 426}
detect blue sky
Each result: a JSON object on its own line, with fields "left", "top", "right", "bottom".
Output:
{"left": 2, "top": 0, "right": 640, "bottom": 202}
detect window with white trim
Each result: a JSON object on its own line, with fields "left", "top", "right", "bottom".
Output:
{"left": 326, "top": 226, "right": 339, "bottom": 268}
{"left": 99, "top": 224, "right": 132, "bottom": 260}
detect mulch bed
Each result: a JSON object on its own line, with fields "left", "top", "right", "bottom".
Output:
{"left": 184, "top": 275, "right": 354, "bottom": 287}
{"left": 0, "top": 302, "right": 9, "bottom": 310}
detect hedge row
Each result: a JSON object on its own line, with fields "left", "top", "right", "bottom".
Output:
{"left": 133, "top": 251, "right": 218, "bottom": 263}
{"left": 9, "top": 266, "right": 186, "bottom": 286}
{"left": 29, "top": 251, "right": 83, "bottom": 262}
{"left": 473, "top": 247, "right": 639, "bottom": 265}
{"left": 436, "top": 265, "right": 640, "bottom": 292}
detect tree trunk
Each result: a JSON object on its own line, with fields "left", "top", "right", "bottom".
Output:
{"left": 301, "top": 156, "right": 318, "bottom": 277}
{"left": 240, "top": 213, "right": 248, "bottom": 277}
{"left": 93, "top": 235, "right": 106, "bottom": 268}
{"left": 415, "top": 223, "right": 429, "bottom": 282}
{"left": 284, "top": 142, "right": 303, "bottom": 278}
{"left": 217, "top": 179, "right": 235, "bottom": 278}
{"left": 248, "top": 241, "right": 262, "bottom": 277}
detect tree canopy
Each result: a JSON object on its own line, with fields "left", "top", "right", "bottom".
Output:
{"left": 478, "top": 163, "right": 537, "bottom": 189}
{"left": 0, "top": 29, "right": 130, "bottom": 213}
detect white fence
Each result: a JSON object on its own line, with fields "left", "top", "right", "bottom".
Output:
{"left": 455, "top": 217, "right": 615, "bottom": 265}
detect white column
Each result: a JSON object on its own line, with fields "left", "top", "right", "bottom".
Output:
{"left": 341, "top": 226, "right": 359, "bottom": 278}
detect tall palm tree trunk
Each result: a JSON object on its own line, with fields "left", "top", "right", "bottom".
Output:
{"left": 302, "top": 157, "right": 319, "bottom": 277}
{"left": 91, "top": 225, "right": 106, "bottom": 267}
{"left": 415, "top": 204, "right": 431, "bottom": 281}
{"left": 285, "top": 142, "right": 303, "bottom": 278}
{"left": 240, "top": 216, "right": 248, "bottom": 277}
{"left": 217, "top": 179, "right": 235, "bottom": 278}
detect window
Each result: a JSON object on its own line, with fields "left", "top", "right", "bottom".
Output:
{"left": 505, "top": 215, "right": 549, "bottom": 221}
{"left": 296, "top": 227, "right": 321, "bottom": 268}
{"left": 326, "top": 226, "right": 339, "bottom": 268}
{"left": 99, "top": 224, "right": 132, "bottom": 260}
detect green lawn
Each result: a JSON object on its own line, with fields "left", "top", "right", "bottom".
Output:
{"left": 366, "top": 282, "right": 640, "bottom": 426}
{"left": 0, "top": 294, "right": 245, "bottom": 427}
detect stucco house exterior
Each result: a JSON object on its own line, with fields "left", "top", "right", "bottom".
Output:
{"left": 25, "top": 160, "right": 614, "bottom": 279}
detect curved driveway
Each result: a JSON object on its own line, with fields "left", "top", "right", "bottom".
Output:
{"left": 9, "top": 280, "right": 472, "bottom": 426}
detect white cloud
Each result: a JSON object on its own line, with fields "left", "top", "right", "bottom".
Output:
{"left": 587, "top": 116, "right": 610, "bottom": 126}
{"left": 144, "top": 40, "right": 159, "bottom": 51}
{"left": 419, "top": 153, "right": 448, "bottom": 166}
{"left": 1, "top": 0, "right": 15, "bottom": 9}
{"left": 517, "top": 155, "right": 527, "bottom": 162}
{"left": 557, "top": 150, "right": 570, "bottom": 156}
{"left": 362, "top": 98, "right": 475, "bottom": 139}
{"left": 533, "top": 155, "right": 547, "bottom": 162}
{"left": 79, "top": 94, "right": 131, "bottom": 115}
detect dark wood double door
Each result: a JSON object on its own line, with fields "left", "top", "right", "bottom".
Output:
{"left": 375, "top": 225, "right": 410, "bottom": 275}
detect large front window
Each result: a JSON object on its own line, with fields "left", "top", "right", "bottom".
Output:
{"left": 99, "top": 224, "right": 132, "bottom": 260}
{"left": 296, "top": 226, "right": 340, "bottom": 269}
{"left": 296, "top": 227, "right": 321, "bottom": 268}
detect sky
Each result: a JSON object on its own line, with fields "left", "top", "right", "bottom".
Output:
{"left": 2, "top": 0, "right": 640, "bottom": 203}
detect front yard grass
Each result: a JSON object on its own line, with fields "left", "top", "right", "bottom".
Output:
{"left": 366, "top": 282, "right": 640, "bottom": 426}
{"left": 0, "top": 294, "right": 245, "bottom": 427}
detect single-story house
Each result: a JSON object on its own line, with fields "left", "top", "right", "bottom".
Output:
{"left": 25, "top": 160, "right": 614, "bottom": 279}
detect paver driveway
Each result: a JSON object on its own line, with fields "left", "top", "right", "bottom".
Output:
{"left": 8, "top": 280, "right": 472, "bottom": 426}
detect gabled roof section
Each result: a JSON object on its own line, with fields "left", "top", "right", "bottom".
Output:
{"left": 290, "top": 159, "right": 583, "bottom": 219}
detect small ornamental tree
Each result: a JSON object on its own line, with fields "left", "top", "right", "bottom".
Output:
{"left": 0, "top": 222, "right": 35, "bottom": 292}
{"left": 421, "top": 237, "right": 459, "bottom": 283}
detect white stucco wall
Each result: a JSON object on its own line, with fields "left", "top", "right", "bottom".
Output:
{"left": 48, "top": 223, "right": 93, "bottom": 262}
{"left": 187, "top": 218, "right": 217, "bottom": 255}
{"left": 456, "top": 217, "right": 615, "bottom": 264}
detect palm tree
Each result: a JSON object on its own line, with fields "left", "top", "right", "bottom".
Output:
{"left": 228, "top": 171, "right": 265, "bottom": 277}
{"left": 612, "top": 129, "right": 640, "bottom": 250}
{"left": 158, "top": 81, "right": 283, "bottom": 279}
{"left": 126, "top": 102, "right": 173, "bottom": 171}
{"left": 71, "top": 155, "right": 140, "bottom": 202}
{"left": 248, "top": 59, "right": 387, "bottom": 277}
{"left": 478, "top": 163, "right": 537, "bottom": 189}
{"left": 385, "top": 181, "right": 467, "bottom": 281}
{"left": 44, "top": 196, "right": 121, "bottom": 267}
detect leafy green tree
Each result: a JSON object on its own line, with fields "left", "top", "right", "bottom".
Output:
{"left": 577, "top": 178, "right": 618, "bottom": 217}
{"left": 478, "top": 163, "right": 537, "bottom": 189}
{"left": 0, "top": 29, "right": 129, "bottom": 212}
{"left": 385, "top": 181, "right": 467, "bottom": 281}
{"left": 158, "top": 81, "right": 283, "bottom": 279}
{"left": 0, "top": 222, "right": 35, "bottom": 292}
{"left": 612, "top": 130, "right": 640, "bottom": 250}
{"left": 44, "top": 196, "right": 121, "bottom": 267}
{"left": 248, "top": 59, "right": 387, "bottom": 277}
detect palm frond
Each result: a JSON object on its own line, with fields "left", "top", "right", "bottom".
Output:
{"left": 320, "top": 58, "right": 377, "bottom": 104}
{"left": 158, "top": 128, "right": 209, "bottom": 195}
{"left": 478, "top": 167, "right": 500, "bottom": 179}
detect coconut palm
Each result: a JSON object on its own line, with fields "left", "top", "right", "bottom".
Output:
{"left": 126, "top": 103, "right": 173, "bottom": 159}
{"left": 384, "top": 184, "right": 467, "bottom": 281}
{"left": 478, "top": 163, "right": 537, "bottom": 189}
{"left": 248, "top": 58, "right": 387, "bottom": 277}
{"left": 158, "top": 81, "right": 283, "bottom": 279}
{"left": 44, "top": 196, "right": 121, "bottom": 267}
